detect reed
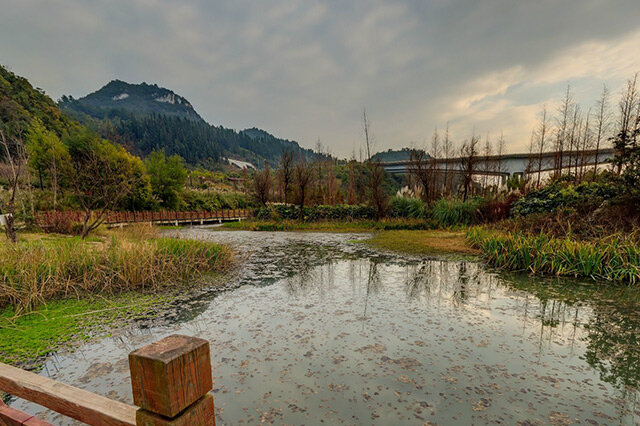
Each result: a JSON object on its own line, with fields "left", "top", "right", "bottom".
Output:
{"left": 0, "top": 227, "right": 232, "bottom": 314}
{"left": 431, "top": 198, "right": 482, "bottom": 227}
{"left": 467, "top": 228, "right": 640, "bottom": 284}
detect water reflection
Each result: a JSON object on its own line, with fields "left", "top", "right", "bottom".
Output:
{"left": 8, "top": 230, "right": 640, "bottom": 425}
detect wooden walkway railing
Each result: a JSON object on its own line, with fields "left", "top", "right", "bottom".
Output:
{"left": 0, "top": 335, "right": 215, "bottom": 425}
{"left": 36, "top": 209, "right": 252, "bottom": 230}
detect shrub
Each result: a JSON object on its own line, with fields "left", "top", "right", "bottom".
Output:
{"left": 389, "top": 196, "right": 428, "bottom": 219}
{"left": 431, "top": 198, "right": 482, "bottom": 227}
{"left": 513, "top": 180, "right": 624, "bottom": 216}
{"left": 255, "top": 204, "right": 376, "bottom": 221}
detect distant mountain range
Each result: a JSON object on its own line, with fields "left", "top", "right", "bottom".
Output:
{"left": 59, "top": 80, "right": 317, "bottom": 167}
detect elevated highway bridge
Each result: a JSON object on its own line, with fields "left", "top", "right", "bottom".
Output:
{"left": 382, "top": 148, "right": 616, "bottom": 181}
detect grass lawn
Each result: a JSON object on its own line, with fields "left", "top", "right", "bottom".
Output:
{"left": 362, "top": 230, "right": 479, "bottom": 256}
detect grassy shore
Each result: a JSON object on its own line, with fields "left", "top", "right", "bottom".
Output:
{"left": 0, "top": 225, "right": 232, "bottom": 366}
{"left": 363, "top": 230, "right": 478, "bottom": 256}
{"left": 468, "top": 228, "right": 640, "bottom": 284}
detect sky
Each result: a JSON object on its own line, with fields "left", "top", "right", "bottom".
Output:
{"left": 1, "top": 0, "right": 640, "bottom": 157}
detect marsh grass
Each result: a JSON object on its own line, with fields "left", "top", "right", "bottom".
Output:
{"left": 0, "top": 224, "right": 232, "bottom": 314}
{"left": 467, "top": 228, "right": 640, "bottom": 284}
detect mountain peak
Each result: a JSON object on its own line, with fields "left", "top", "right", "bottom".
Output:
{"left": 60, "top": 80, "right": 202, "bottom": 121}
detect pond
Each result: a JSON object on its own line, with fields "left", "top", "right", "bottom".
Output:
{"left": 8, "top": 229, "right": 640, "bottom": 424}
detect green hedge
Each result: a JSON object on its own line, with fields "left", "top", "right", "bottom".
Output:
{"left": 255, "top": 204, "right": 376, "bottom": 221}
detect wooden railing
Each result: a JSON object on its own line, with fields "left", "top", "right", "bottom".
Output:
{"left": 0, "top": 335, "right": 215, "bottom": 425}
{"left": 36, "top": 209, "right": 252, "bottom": 230}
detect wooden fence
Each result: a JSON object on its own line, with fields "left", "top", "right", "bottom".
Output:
{"left": 36, "top": 209, "right": 252, "bottom": 231}
{"left": 0, "top": 335, "right": 215, "bottom": 425}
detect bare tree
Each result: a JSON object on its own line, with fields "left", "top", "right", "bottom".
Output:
{"left": 362, "top": 109, "right": 387, "bottom": 217}
{"left": 294, "top": 158, "right": 312, "bottom": 220}
{"left": 495, "top": 131, "right": 506, "bottom": 188}
{"left": 535, "top": 107, "right": 549, "bottom": 188}
{"left": 431, "top": 128, "right": 441, "bottom": 197}
{"left": 442, "top": 123, "right": 452, "bottom": 194}
{"left": 0, "top": 127, "right": 25, "bottom": 242}
{"left": 592, "top": 84, "right": 610, "bottom": 179}
{"left": 279, "top": 150, "right": 294, "bottom": 204}
{"left": 252, "top": 161, "right": 271, "bottom": 206}
{"left": 346, "top": 157, "right": 358, "bottom": 204}
{"left": 578, "top": 109, "right": 592, "bottom": 182}
{"left": 613, "top": 73, "right": 639, "bottom": 174}
{"left": 482, "top": 134, "right": 491, "bottom": 192}
{"left": 369, "top": 159, "right": 387, "bottom": 219}
{"left": 459, "top": 134, "right": 480, "bottom": 201}
{"left": 409, "top": 149, "right": 433, "bottom": 201}
{"left": 554, "top": 85, "right": 573, "bottom": 178}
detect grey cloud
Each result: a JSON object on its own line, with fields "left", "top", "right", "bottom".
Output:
{"left": 1, "top": 0, "right": 639, "bottom": 156}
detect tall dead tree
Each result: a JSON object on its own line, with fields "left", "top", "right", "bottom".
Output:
{"left": 535, "top": 107, "right": 549, "bottom": 188}
{"left": 482, "top": 134, "right": 491, "bottom": 193}
{"left": 409, "top": 149, "right": 433, "bottom": 201}
{"left": 459, "top": 134, "right": 479, "bottom": 201}
{"left": 495, "top": 132, "right": 506, "bottom": 188}
{"left": 294, "top": 158, "right": 312, "bottom": 221}
{"left": 592, "top": 85, "right": 610, "bottom": 179}
{"left": 252, "top": 161, "right": 271, "bottom": 206}
{"left": 279, "top": 150, "right": 294, "bottom": 204}
{"left": 362, "top": 109, "right": 387, "bottom": 218}
{"left": 431, "top": 128, "right": 440, "bottom": 197}
{"left": 554, "top": 85, "right": 573, "bottom": 178}
{"left": 442, "top": 123, "right": 452, "bottom": 195}
{"left": 613, "top": 73, "right": 639, "bottom": 174}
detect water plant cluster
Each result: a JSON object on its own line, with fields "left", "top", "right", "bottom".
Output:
{"left": 468, "top": 228, "right": 640, "bottom": 284}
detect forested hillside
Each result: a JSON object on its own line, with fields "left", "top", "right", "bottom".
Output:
{"left": 0, "top": 65, "right": 81, "bottom": 139}
{"left": 60, "top": 80, "right": 317, "bottom": 167}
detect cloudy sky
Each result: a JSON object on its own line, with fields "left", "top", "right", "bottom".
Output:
{"left": 2, "top": 0, "right": 640, "bottom": 157}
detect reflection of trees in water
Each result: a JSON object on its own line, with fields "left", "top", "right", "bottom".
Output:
{"left": 584, "top": 306, "right": 640, "bottom": 390}
{"left": 403, "top": 260, "right": 486, "bottom": 306}
{"left": 361, "top": 259, "right": 381, "bottom": 322}
{"left": 503, "top": 273, "right": 640, "bottom": 417}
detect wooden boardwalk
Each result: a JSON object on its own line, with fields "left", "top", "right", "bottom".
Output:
{"left": 36, "top": 209, "right": 252, "bottom": 230}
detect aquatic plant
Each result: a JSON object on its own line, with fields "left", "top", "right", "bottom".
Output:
{"left": 467, "top": 228, "right": 640, "bottom": 284}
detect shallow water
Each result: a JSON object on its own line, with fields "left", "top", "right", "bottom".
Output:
{"left": 9, "top": 228, "right": 640, "bottom": 424}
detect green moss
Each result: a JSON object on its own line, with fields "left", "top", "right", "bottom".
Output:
{"left": 0, "top": 292, "right": 171, "bottom": 367}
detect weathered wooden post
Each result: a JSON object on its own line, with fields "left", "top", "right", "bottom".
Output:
{"left": 128, "top": 335, "right": 215, "bottom": 426}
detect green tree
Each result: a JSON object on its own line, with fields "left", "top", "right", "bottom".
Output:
{"left": 64, "top": 131, "right": 148, "bottom": 238}
{"left": 26, "top": 121, "right": 71, "bottom": 209}
{"left": 145, "top": 150, "right": 187, "bottom": 209}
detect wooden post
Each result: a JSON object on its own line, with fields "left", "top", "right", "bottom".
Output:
{"left": 129, "top": 335, "right": 214, "bottom": 426}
